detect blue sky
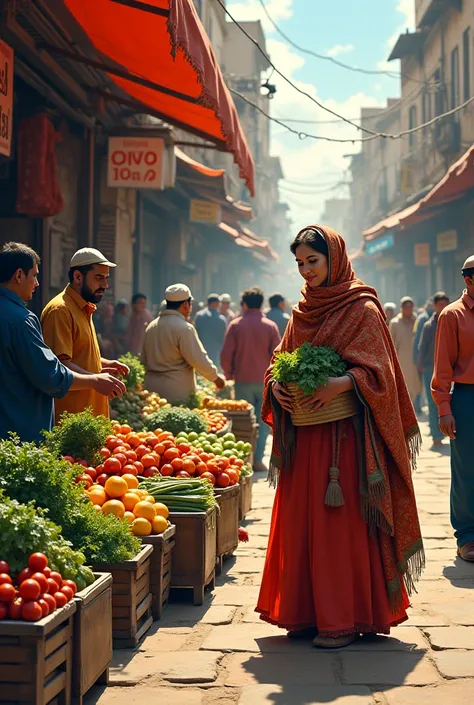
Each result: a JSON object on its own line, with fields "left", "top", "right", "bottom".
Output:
{"left": 227, "top": 0, "right": 414, "bottom": 228}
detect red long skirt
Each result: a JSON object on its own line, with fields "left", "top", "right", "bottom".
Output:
{"left": 256, "top": 422, "right": 409, "bottom": 637}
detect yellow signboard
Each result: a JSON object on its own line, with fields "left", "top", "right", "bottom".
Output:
{"left": 189, "top": 199, "right": 221, "bottom": 224}
{"left": 437, "top": 230, "right": 457, "bottom": 253}
{"left": 414, "top": 243, "right": 430, "bottom": 266}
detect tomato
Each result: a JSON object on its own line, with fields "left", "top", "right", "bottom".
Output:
{"left": 170, "top": 457, "right": 183, "bottom": 472}
{"left": 0, "top": 573, "right": 12, "bottom": 585}
{"left": 163, "top": 448, "right": 180, "bottom": 463}
{"left": 22, "top": 600, "right": 43, "bottom": 622}
{"left": 0, "top": 583, "right": 16, "bottom": 602}
{"left": 99, "top": 447, "right": 111, "bottom": 459}
{"left": 19, "top": 579, "right": 41, "bottom": 601}
{"left": 182, "top": 459, "right": 196, "bottom": 476}
{"left": 38, "top": 598, "right": 50, "bottom": 617}
{"left": 95, "top": 464, "right": 104, "bottom": 475}
{"left": 160, "top": 463, "right": 174, "bottom": 477}
{"left": 47, "top": 578, "right": 60, "bottom": 595}
{"left": 0, "top": 561, "right": 10, "bottom": 574}
{"left": 122, "top": 464, "right": 138, "bottom": 476}
{"left": 54, "top": 591, "right": 68, "bottom": 608}
{"left": 226, "top": 469, "right": 239, "bottom": 485}
{"left": 113, "top": 453, "right": 127, "bottom": 468}
{"left": 31, "top": 573, "right": 49, "bottom": 595}
{"left": 85, "top": 467, "right": 97, "bottom": 481}
{"left": 216, "top": 473, "right": 230, "bottom": 488}
{"left": 9, "top": 597, "right": 23, "bottom": 619}
{"left": 41, "top": 593, "right": 56, "bottom": 613}
{"left": 0, "top": 603, "right": 8, "bottom": 620}
{"left": 177, "top": 443, "right": 191, "bottom": 454}
{"left": 97, "top": 473, "right": 109, "bottom": 487}
{"left": 17, "top": 568, "right": 33, "bottom": 584}
{"left": 43, "top": 567, "right": 52, "bottom": 578}
{"left": 194, "top": 462, "right": 208, "bottom": 476}
{"left": 125, "top": 450, "right": 137, "bottom": 463}
{"left": 62, "top": 580, "right": 77, "bottom": 595}
{"left": 103, "top": 457, "right": 122, "bottom": 475}
{"left": 175, "top": 470, "right": 191, "bottom": 479}
{"left": 200, "top": 472, "right": 216, "bottom": 486}
{"left": 143, "top": 467, "right": 157, "bottom": 478}
{"left": 50, "top": 572, "right": 63, "bottom": 587}
{"left": 60, "top": 585, "right": 74, "bottom": 602}
{"left": 134, "top": 461, "right": 144, "bottom": 475}
{"left": 77, "top": 474, "right": 93, "bottom": 488}
{"left": 63, "top": 455, "right": 75, "bottom": 464}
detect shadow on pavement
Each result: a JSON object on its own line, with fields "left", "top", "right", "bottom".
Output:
{"left": 443, "top": 556, "right": 474, "bottom": 588}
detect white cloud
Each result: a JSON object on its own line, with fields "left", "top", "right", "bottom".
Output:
{"left": 378, "top": 0, "right": 416, "bottom": 70}
{"left": 227, "top": 0, "right": 293, "bottom": 28}
{"left": 326, "top": 43, "right": 354, "bottom": 58}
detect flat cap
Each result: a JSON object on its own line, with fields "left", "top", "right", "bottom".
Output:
{"left": 462, "top": 255, "right": 474, "bottom": 271}
{"left": 400, "top": 296, "right": 414, "bottom": 305}
{"left": 165, "top": 283, "right": 193, "bottom": 302}
{"left": 70, "top": 247, "right": 116, "bottom": 268}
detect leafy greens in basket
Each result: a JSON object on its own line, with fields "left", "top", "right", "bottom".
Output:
{"left": 272, "top": 343, "right": 347, "bottom": 396}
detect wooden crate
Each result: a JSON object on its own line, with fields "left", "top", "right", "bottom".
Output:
{"left": 169, "top": 507, "right": 217, "bottom": 606}
{"left": 215, "top": 485, "right": 240, "bottom": 573}
{"left": 72, "top": 572, "right": 112, "bottom": 704}
{"left": 239, "top": 473, "right": 253, "bottom": 520}
{"left": 90, "top": 545, "right": 153, "bottom": 649}
{"left": 142, "top": 524, "right": 176, "bottom": 620}
{"left": 0, "top": 601, "right": 76, "bottom": 705}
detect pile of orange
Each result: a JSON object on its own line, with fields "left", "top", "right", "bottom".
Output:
{"left": 85, "top": 473, "right": 170, "bottom": 537}
{"left": 199, "top": 410, "right": 228, "bottom": 433}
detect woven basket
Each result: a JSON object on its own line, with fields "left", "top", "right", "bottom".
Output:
{"left": 286, "top": 383, "right": 361, "bottom": 426}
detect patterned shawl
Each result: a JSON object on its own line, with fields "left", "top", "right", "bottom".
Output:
{"left": 262, "top": 225, "right": 424, "bottom": 607}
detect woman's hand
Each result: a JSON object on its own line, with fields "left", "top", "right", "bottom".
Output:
{"left": 272, "top": 381, "right": 294, "bottom": 412}
{"left": 296, "top": 375, "right": 353, "bottom": 411}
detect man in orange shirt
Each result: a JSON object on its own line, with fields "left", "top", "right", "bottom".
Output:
{"left": 41, "top": 248, "right": 129, "bottom": 422}
{"left": 432, "top": 256, "right": 474, "bottom": 561}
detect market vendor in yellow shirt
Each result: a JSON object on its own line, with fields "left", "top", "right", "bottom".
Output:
{"left": 41, "top": 248, "right": 129, "bottom": 422}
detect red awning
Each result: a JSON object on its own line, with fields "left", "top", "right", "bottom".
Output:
{"left": 218, "top": 223, "right": 279, "bottom": 262}
{"left": 364, "top": 143, "right": 474, "bottom": 240}
{"left": 62, "top": 0, "right": 255, "bottom": 195}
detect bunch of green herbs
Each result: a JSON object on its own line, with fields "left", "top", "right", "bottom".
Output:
{"left": 43, "top": 408, "right": 113, "bottom": 465}
{"left": 272, "top": 342, "right": 346, "bottom": 396}
{"left": 119, "top": 353, "right": 145, "bottom": 390}
{"left": 143, "top": 406, "right": 207, "bottom": 436}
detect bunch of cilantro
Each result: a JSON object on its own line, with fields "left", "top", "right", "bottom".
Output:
{"left": 272, "top": 342, "right": 347, "bottom": 396}
{"left": 43, "top": 409, "right": 113, "bottom": 465}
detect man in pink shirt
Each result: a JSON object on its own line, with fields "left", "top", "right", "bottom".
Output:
{"left": 221, "top": 287, "right": 281, "bottom": 472}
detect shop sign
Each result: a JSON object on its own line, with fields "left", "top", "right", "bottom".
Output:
{"left": 107, "top": 136, "right": 164, "bottom": 189}
{"left": 366, "top": 233, "right": 394, "bottom": 256}
{"left": 0, "top": 40, "right": 14, "bottom": 158}
{"left": 375, "top": 255, "right": 396, "bottom": 271}
{"left": 437, "top": 230, "right": 457, "bottom": 253}
{"left": 189, "top": 199, "right": 221, "bottom": 224}
{"left": 414, "top": 243, "right": 430, "bottom": 266}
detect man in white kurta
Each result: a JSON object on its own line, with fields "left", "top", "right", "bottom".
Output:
{"left": 389, "top": 296, "right": 422, "bottom": 402}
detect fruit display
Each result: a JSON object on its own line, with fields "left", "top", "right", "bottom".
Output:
{"left": 143, "top": 407, "right": 208, "bottom": 436}
{"left": 110, "top": 389, "right": 170, "bottom": 428}
{"left": 201, "top": 397, "right": 251, "bottom": 411}
{"left": 0, "top": 552, "right": 77, "bottom": 622}
{"left": 0, "top": 437, "right": 141, "bottom": 566}
{"left": 85, "top": 474, "right": 171, "bottom": 537}
{"left": 176, "top": 431, "right": 252, "bottom": 463}
{"left": 140, "top": 477, "right": 218, "bottom": 513}
{"left": 199, "top": 409, "right": 228, "bottom": 434}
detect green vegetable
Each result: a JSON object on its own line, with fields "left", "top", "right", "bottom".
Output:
{"left": 43, "top": 409, "right": 113, "bottom": 465}
{"left": 143, "top": 407, "right": 207, "bottom": 436}
{"left": 0, "top": 493, "right": 86, "bottom": 579}
{"left": 272, "top": 343, "right": 346, "bottom": 396}
{"left": 119, "top": 353, "right": 145, "bottom": 390}
{"left": 0, "top": 438, "right": 141, "bottom": 564}
{"left": 140, "top": 477, "right": 218, "bottom": 513}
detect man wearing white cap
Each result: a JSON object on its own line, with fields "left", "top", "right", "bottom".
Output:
{"left": 142, "top": 284, "right": 225, "bottom": 403}
{"left": 432, "top": 256, "right": 474, "bottom": 561}
{"left": 41, "top": 247, "right": 129, "bottom": 422}
{"left": 219, "top": 294, "right": 235, "bottom": 324}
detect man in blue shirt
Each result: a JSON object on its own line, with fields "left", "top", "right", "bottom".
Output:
{"left": 265, "top": 293, "right": 290, "bottom": 338}
{"left": 0, "top": 242, "right": 126, "bottom": 443}
{"left": 195, "top": 293, "right": 227, "bottom": 368}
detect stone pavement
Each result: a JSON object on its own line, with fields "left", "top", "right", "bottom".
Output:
{"left": 86, "top": 421, "right": 474, "bottom": 704}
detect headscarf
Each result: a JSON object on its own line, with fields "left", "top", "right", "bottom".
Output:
{"left": 262, "top": 225, "right": 424, "bottom": 608}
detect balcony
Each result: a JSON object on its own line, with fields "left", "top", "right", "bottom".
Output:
{"left": 388, "top": 30, "right": 427, "bottom": 62}
{"left": 415, "top": 0, "right": 461, "bottom": 29}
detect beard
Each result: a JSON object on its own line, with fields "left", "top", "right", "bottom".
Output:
{"left": 81, "top": 282, "right": 105, "bottom": 304}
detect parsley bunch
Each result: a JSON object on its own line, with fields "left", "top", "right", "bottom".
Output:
{"left": 43, "top": 409, "right": 113, "bottom": 465}
{"left": 272, "top": 343, "right": 347, "bottom": 396}
{"left": 143, "top": 407, "right": 207, "bottom": 436}
{"left": 119, "top": 353, "right": 145, "bottom": 390}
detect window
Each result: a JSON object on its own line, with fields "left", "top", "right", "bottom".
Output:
{"left": 463, "top": 28, "right": 471, "bottom": 101}
{"left": 422, "top": 88, "right": 431, "bottom": 133}
{"left": 408, "top": 105, "right": 417, "bottom": 150}
{"left": 433, "top": 68, "right": 444, "bottom": 116}
{"left": 451, "top": 46, "right": 460, "bottom": 110}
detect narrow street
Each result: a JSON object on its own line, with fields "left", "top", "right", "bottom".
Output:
{"left": 86, "top": 421, "right": 474, "bottom": 705}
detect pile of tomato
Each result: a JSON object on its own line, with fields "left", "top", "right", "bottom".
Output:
{"left": 0, "top": 553, "right": 77, "bottom": 622}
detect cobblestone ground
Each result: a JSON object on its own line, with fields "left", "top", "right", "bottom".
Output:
{"left": 86, "top": 421, "right": 474, "bottom": 704}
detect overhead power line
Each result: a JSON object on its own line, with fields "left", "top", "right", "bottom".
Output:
{"left": 256, "top": 0, "right": 425, "bottom": 84}
{"left": 279, "top": 181, "right": 350, "bottom": 195}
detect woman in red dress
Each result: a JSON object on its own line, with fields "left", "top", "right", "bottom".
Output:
{"left": 256, "top": 225, "right": 424, "bottom": 648}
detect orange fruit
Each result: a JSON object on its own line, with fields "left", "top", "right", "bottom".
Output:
{"left": 124, "top": 511, "right": 135, "bottom": 524}
{"left": 120, "top": 424, "right": 132, "bottom": 435}
{"left": 133, "top": 501, "right": 155, "bottom": 522}
{"left": 144, "top": 495, "right": 155, "bottom": 504}
{"left": 152, "top": 516, "right": 168, "bottom": 534}
{"left": 89, "top": 489, "right": 106, "bottom": 506}
{"left": 105, "top": 476, "right": 128, "bottom": 499}
{"left": 122, "top": 492, "right": 140, "bottom": 512}
{"left": 93, "top": 504, "right": 103, "bottom": 513}
{"left": 122, "top": 473, "right": 139, "bottom": 489}
{"left": 102, "top": 499, "right": 125, "bottom": 518}
{"left": 154, "top": 502, "right": 169, "bottom": 519}
{"left": 131, "top": 518, "right": 152, "bottom": 536}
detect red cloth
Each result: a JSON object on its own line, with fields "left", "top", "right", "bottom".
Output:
{"left": 256, "top": 423, "right": 410, "bottom": 636}
{"left": 220, "top": 310, "right": 280, "bottom": 384}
